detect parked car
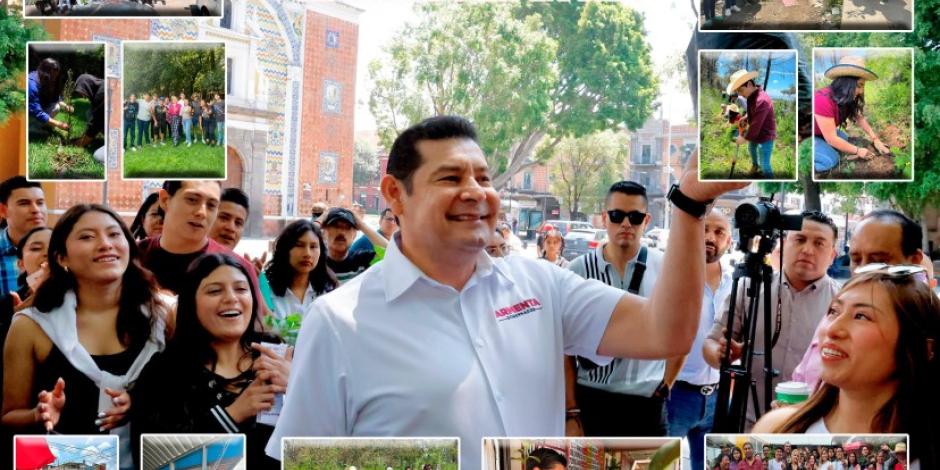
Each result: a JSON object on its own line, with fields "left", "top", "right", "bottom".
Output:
{"left": 545, "top": 219, "right": 594, "bottom": 237}
{"left": 563, "top": 229, "right": 607, "bottom": 260}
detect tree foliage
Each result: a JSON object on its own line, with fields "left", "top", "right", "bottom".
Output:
{"left": 123, "top": 44, "right": 225, "bottom": 97}
{"left": 0, "top": 9, "right": 46, "bottom": 124}
{"left": 283, "top": 440, "right": 458, "bottom": 470}
{"left": 761, "top": 0, "right": 940, "bottom": 218}
{"left": 549, "top": 130, "right": 628, "bottom": 217}
{"left": 368, "top": 1, "right": 657, "bottom": 189}
{"left": 353, "top": 138, "right": 379, "bottom": 186}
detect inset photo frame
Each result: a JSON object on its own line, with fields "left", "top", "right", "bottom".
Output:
{"left": 698, "top": 49, "right": 798, "bottom": 183}
{"left": 26, "top": 41, "right": 107, "bottom": 182}
{"left": 812, "top": 48, "right": 915, "bottom": 182}
{"left": 121, "top": 41, "right": 227, "bottom": 181}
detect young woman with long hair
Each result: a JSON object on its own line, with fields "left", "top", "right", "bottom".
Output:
{"left": 131, "top": 253, "right": 289, "bottom": 468}
{"left": 2, "top": 204, "right": 167, "bottom": 469}
{"left": 263, "top": 220, "right": 338, "bottom": 319}
{"left": 754, "top": 265, "right": 940, "bottom": 469}
{"left": 813, "top": 56, "right": 894, "bottom": 173}
{"left": 129, "top": 192, "right": 164, "bottom": 241}
{"left": 27, "top": 58, "right": 73, "bottom": 135}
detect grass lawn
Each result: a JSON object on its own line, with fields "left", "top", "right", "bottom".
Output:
{"left": 28, "top": 98, "right": 105, "bottom": 180}
{"left": 123, "top": 138, "right": 225, "bottom": 179}
{"left": 699, "top": 88, "right": 797, "bottom": 181}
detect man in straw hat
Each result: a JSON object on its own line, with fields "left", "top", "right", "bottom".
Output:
{"left": 813, "top": 55, "right": 892, "bottom": 173}
{"left": 727, "top": 69, "right": 777, "bottom": 178}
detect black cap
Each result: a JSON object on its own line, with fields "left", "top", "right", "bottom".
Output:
{"left": 323, "top": 208, "right": 357, "bottom": 228}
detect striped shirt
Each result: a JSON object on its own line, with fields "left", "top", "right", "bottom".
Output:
{"left": 568, "top": 244, "right": 665, "bottom": 396}
{"left": 0, "top": 228, "right": 21, "bottom": 296}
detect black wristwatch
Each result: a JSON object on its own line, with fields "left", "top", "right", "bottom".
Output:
{"left": 667, "top": 184, "right": 713, "bottom": 220}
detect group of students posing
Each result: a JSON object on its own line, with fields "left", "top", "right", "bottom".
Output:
{"left": 713, "top": 441, "right": 908, "bottom": 470}
{"left": 123, "top": 92, "right": 225, "bottom": 150}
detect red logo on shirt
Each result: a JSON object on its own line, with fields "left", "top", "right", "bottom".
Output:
{"left": 495, "top": 298, "right": 543, "bottom": 322}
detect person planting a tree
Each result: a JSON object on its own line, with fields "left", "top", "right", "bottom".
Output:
{"left": 727, "top": 69, "right": 777, "bottom": 179}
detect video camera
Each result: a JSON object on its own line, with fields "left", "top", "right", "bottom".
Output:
{"left": 734, "top": 198, "right": 803, "bottom": 256}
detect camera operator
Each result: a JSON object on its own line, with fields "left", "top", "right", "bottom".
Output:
{"left": 703, "top": 210, "right": 841, "bottom": 430}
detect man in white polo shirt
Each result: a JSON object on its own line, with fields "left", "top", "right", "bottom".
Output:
{"left": 266, "top": 116, "right": 746, "bottom": 469}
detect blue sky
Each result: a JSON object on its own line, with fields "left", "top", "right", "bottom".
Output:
{"left": 712, "top": 50, "right": 799, "bottom": 100}
{"left": 46, "top": 436, "right": 118, "bottom": 470}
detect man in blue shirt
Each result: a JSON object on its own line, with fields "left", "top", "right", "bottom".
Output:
{"left": 349, "top": 207, "right": 398, "bottom": 255}
{"left": 0, "top": 177, "right": 47, "bottom": 297}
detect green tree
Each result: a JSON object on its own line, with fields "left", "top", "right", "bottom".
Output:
{"left": 353, "top": 138, "right": 379, "bottom": 186}
{"left": 0, "top": 9, "right": 46, "bottom": 124}
{"left": 550, "top": 130, "right": 627, "bottom": 217}
{"left": 124, "top": 44, "right": 225, "bottom": 97}
{"left": 368, "top": 1, "right": 657, "bottom": 189}
{"left": 764, "top": 1, "right": 940, "bottom": 221}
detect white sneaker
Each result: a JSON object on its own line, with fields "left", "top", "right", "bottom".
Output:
{"left": 724, "top": 7, "right": 732, "bottom": 15}
{"left": 187, "top": 143, "right": 192, "bottom": 147}
{"left": 731, "top": 5, "right": 741, "bottom": 11}
{"left": 131, "top": 147, "right": 137, "bottom": 152}
{"left": 161, "top": 142, "right": 166, "bottom": 146}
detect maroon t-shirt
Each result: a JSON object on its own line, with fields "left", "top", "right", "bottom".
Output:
{"left": 745, "top": 87, "right": 777, "bottom": 144}
{"left": 813, "top": 87, "right": 840, "bottom": 137}
{"left": 137, "top": 236, "right": 263, "bottom": 300}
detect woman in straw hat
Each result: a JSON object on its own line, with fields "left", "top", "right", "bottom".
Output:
{"left": 752, "top": 265, "right": 939, "bottom": 470}
{"left": 813, "top": 56, "right": 892, "bottom": 173}
{"left": 727, "top": 69, "right": 777, "bottom": 178}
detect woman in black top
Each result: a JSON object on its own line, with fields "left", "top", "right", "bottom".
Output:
{"left": 132, "top": 253, "right": 289, "bottom": 469}
{"left": 123, "top": 94, "right": 138, "bottom": 150}
{"left": 1, "top": 205, "right": 167, "bottom": 470}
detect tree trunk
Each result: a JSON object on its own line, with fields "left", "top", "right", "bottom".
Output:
{"left": 802, "top": 177, "right": 822, "bottom": 211}
{"left": 763, "top": 55, "right": 773, "bottom": 90}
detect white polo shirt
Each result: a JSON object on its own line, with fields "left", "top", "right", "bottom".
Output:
{"left": 265, "top": 235, "right": 624, "bottom": 470}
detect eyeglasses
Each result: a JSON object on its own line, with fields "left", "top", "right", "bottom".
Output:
{"left": 607, "top": 209, "right": 647, "bottom": 225}
{"left": 854, "top": 263, "right": 928, "bottom": 282}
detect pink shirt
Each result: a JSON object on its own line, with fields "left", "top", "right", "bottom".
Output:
{"left": 791, "top": 316, "right": 825, "bottom": 391}
{"left": 167, "top": 102, "right": 182, "bottom": 117}
{"left": 813, "top": 87, "right": 839, "bottom": 137}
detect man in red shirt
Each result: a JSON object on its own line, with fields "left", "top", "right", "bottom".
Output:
{"left": 137, "top": 180, "right": 263, "bottom": 304}
{"left": 727, "top": 69, "right": 777, "bottom": 179}
{"left": 738, "top": 442, "right": 766, "bottom": 470}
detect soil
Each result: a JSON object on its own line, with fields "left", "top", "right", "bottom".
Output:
{"left": 818, "top": 124, "right": 908, "bottom": 180}
{"left": 704, "top": 0, "right": 836, "bottom": 30}
{"left": 52, "top": 146, "right": 87, "bottom": 177}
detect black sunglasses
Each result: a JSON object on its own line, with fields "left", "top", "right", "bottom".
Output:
{"left": 607, "top": 209, "right": 647, "bottom": 225}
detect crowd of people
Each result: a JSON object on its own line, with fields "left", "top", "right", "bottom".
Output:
{"left": 0, "top": 115, "right": 937, "bottom": 470}
{"left": 123, "top": 91, "right": 225, "bottom": 150}
{"left": 711, "top": 441, "right": 908, "bottom": 470}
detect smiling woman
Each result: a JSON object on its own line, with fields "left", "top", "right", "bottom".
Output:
{"left": 753, "top": 267, "right": 940, "bottom": 468}
{"left": 130, "top": 253, "right": 288, "bottom": 469}
{"left": 1, "top": 204, "right": 168, "bottom": 470}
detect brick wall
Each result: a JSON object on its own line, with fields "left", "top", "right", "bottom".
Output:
{"left": 297, "top": 13, "right": 357, "bottom": 212}
{"left": 51, "top": 20, "right": 152, "bottom": 213}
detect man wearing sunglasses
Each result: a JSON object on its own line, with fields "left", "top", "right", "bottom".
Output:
{"left": 564, "top": 180, "right": 677, "bottom": 437}
{"left": 791, "top": 209, "right": 928, "bottom": 390}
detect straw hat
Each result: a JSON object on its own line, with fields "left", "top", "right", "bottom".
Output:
{"left": 726, "top": 69, "right": 759, "bottom": 95}
{"left": 824, "top": 56, "right": 879, "bottom": 81}
{"left": 727, "top": 103, "right": 740, "bottom": 114}
{"left": 894, "top": 443, "right": 907, "bottom": 454}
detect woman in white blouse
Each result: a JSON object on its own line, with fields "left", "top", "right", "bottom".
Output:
{"left": 263, "top": 220, "right": 338, "bottom": 319}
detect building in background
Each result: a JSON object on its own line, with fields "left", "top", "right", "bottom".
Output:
{"left": 36, "top": 0, "right": 360, "bottom": 237}
{"left": 628, "top": 118, "right": 756, "bottom": 229}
